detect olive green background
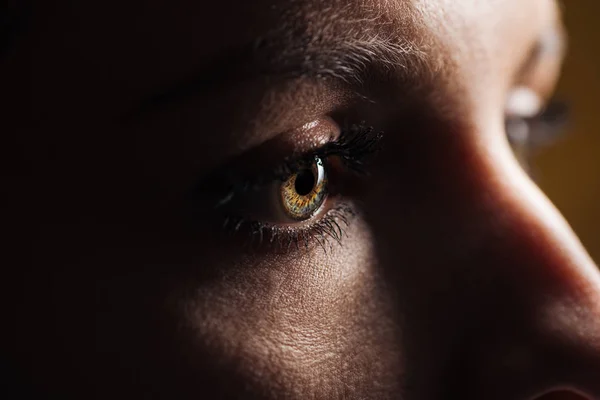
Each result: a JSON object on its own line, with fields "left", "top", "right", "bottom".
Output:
{"left": 536, "top": 2, "right": 600, "bottom": 263}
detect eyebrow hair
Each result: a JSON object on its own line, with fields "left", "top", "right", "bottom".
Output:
{"left": 128, "top": 31, "right": 426, "bottom": 118}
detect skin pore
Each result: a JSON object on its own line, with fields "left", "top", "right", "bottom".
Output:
{"left": 2, "top": 0, "right": 600, "bottom": 399}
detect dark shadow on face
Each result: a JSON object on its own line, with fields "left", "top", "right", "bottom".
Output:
{"left": 2, "top": 0, "right": 600, "bottom": 399}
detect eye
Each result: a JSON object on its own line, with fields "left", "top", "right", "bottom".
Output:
{"left": 505, "top": 25, "right": 568, "bottom": 171}
{"left": 194, "top": 123, "right": 382, "bottom": 249}
{"left": 280, "top": 157, "right": 328, "bottom": 221}
{"left": 505, "top": 87, "right": 570, "bottom": 172}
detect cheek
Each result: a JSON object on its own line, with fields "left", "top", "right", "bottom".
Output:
{"left": 177, "top": 219, "right": 403, "bottom": 396}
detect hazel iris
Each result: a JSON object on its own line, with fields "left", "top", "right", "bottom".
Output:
{"left": 280, "top": 157, "right": 328, "bottom": 220}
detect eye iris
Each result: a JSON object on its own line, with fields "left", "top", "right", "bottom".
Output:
{"left": 280, "top": 157, "right": 328, "bottom": 220}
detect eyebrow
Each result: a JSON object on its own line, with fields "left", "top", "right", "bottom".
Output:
{"left": 127, "top": 32, "right": 425, "bottom": 118}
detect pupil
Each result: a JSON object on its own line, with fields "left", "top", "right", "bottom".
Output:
{"left": 294, "top": 168, "right": 315, "bottom": 196}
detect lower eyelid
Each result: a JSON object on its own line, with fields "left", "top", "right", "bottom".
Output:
{"left": 220, "top": 200, "right": 356, "bottom": 252}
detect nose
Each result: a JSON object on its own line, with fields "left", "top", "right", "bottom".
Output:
{"left": 367, "top": 122, "right": 600, "bottom": 399}
{"left": 459, "top": 137, "right": 600, "bottom": 399}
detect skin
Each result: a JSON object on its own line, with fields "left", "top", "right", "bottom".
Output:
{"left": 2, "top": 0, "right": 600, "bottom": 399}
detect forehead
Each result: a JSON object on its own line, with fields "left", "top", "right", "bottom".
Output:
{"left": 30, "top": 0, "right": 555, "bottom": 94}
{"left": 10, "top": 0, "right": 558, "bottom": 178}
{"left": 8, "top": 0, "right": 560, "bottom": 186}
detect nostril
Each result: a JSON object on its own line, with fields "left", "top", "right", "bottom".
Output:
{"left": 533, "top": 390, "right": 592, "bottom": 400}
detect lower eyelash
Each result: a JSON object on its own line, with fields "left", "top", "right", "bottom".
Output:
{"left": 221, "top": 202, "right": 356, "bottom": 253}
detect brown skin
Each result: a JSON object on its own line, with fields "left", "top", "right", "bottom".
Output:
{"left": 2, "top": 0, "right": 600, "bottom": 399}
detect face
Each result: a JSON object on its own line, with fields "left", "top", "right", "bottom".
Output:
{"left": 3, "top": 0, "right": 600, "bottom": 398}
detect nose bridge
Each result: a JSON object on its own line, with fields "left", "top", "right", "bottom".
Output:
{"left": 463, "top": 150, "right": 600, "bottom": 398}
